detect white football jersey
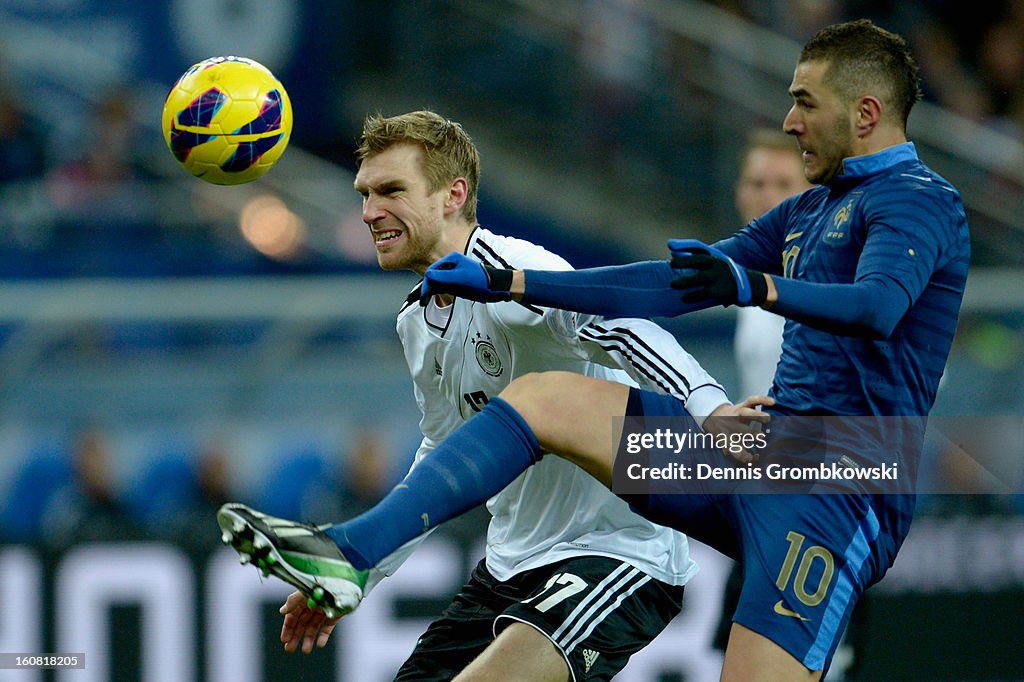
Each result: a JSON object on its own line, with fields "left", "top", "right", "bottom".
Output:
{"left": 735, "top": 306, "right": 785, "bottom": 397}
{"left": 384, "top": 227, "right": 729, "bottom": 586}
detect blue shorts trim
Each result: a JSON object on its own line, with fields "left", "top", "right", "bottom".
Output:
{"left": 805, "top": 504, "right": 880, "bottom": 668}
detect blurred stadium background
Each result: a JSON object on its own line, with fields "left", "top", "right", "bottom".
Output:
{"left": 0, "top": 1, "right": 1022, "bottom": 680}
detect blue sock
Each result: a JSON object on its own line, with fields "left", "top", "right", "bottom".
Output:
{"left": 325, "top": 396, "right": 543, "bottom": 569}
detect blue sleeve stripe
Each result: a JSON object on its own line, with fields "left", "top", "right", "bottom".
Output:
{"left": 911, "top": 317, "right": 959, "bottom": 341}
{"left": 804, "top": 505, "right": 881, "bottom": 669}
{"left": 914, "top": 293, "right": 964, "bottom": 316}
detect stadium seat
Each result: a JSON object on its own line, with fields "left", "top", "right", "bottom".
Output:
{"left": 124, "top": 449, "right": 202, "bottom": 531}
{"left": 2, "top": 442, "right": 73, "bottom": 542}
{"left": 257, "top": 444, "right": 330, "bottom": 520}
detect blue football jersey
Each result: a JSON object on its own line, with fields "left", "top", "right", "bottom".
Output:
{"left": 717, "top": 142, "right": 969, "bottom": 418}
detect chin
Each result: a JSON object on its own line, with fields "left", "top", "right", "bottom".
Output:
{"left": 375, "top": 255, "right": 403, "bottom": 271}
{"left": 806, "top": 166, "right": 831, "bottom": 185}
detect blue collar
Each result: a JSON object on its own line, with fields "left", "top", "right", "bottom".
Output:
{"left": 836, "top": 142, "right": 917, "bottom": 181}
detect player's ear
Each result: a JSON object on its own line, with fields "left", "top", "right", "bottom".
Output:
{"left": 445, "top": 177, "right": 469, "bottom": 214}
{"left": 855, "top": 95, "right": 882, "bottom": 137}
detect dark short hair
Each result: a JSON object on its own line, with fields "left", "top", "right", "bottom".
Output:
{"left": 800, "top": 19, "right": 922, "bottom": 128}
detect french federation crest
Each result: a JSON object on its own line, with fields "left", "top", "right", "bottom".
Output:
{"left": 823, "top": 196, "right": 857, "bottom": 245}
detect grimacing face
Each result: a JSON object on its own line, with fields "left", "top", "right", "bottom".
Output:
{"left": 783, "top": 60, "right": 857, "bottom": 185}
{"left": 353, "top": 143, "right": 451, "bottom": 275}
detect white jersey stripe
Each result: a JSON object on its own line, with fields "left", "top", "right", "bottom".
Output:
{"left": 552, "top": 564, "right": 647, "bottom": 650}
{"left": 562, "top": 573, "right": 652, "bottom": 654}
{"left": 550, "top": 563, "right": 633, "bottom": 642}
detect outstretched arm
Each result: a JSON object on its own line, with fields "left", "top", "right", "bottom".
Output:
{"left": 679, "top": 238, "right": 912, "bottom": 338}
{"left": 423, "top": 232, "right": 915, "bottom": 338}
{"left": 765, "top": 275, "right": 910, "bottom": 338}
{"left": 422, "top": 252, "right": 713, "bottom": 318}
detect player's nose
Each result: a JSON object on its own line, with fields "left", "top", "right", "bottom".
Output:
{"left": 782, "top": 107, "right": 803, "bottom": 136}
{"left": 362, "top": 196, "right": 386, "bottom": 224}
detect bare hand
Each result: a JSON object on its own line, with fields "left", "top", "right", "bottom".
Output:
{"left": 279, "top": 591, "right": 342, "bottom": 654}
{"left": 704, "top": 395, "right": 774, "bottom": 463}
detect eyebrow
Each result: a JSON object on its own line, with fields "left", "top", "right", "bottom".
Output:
{"left": 354, "top": 178, "right": 404, "bottom": 194}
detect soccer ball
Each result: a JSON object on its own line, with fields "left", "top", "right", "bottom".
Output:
{"left": 162, "top": 56, "right": 293, "bottom": 185}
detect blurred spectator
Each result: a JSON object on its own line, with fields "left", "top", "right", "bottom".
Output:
{"left": 0, "top": 81, "right": 56, "bottom": 269}
{"left": 878, "top": 1, "right": 1024, "bottom": 135}
{"left": 43, "top": 86, "right": 163, "bottom": 275}
{"left": 731, "top": 129, "right": 810, "bottom": 398}
{"left": 299, "top": 428, "right": 490, "bottom": 550}
{"left": 714, "top": 0, "right": 1024, "bottom": 137}
{"left": 713, "top": 0, "right": 843, "bottom": 41}
{"left": 916, "top": 415, "right": 1024, "bottom": 517}
{"left": 173, "top": 441, "right": 236, "bottom": 547}
{"left": 196, "top": 442, "right": 233, "bottom": 510}
{"left": 577, "top": 0, "right": 663, "bottom": 170}
{"left": 302, "top": 430, "right": 400, "bottom": 523}
{"left": 0, "top": 89, "right": 47, "bottom": 182}
{"left": 344, "top": 428, "right": 491, "bottom": 550}
{"left": 978, "top": 16, "right": 1024, "bottom": 130}
{"left": 256, "top": 442, "right": 331, "bottom": 522}
{"left": 908, "top": 17, "right": 992, "bottom": 122}
{"left": 335, "top": 430, "right": 398, "bottom": 516}
{"left": 46, "top": 89, "right": 153, "bottom": 208}
{"left": 43, "top": 426, "right": 141, "bottom": 547}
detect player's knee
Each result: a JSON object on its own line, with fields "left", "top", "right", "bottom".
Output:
{"left": 499, "top": 372, "right": 569, "bottom": 431}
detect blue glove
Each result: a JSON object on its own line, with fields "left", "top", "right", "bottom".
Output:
{"left": 420, "top": 252, "right": 514, "bottom": 305}
{"left": 668, "top": 239, "right": 767, "bottom": 307}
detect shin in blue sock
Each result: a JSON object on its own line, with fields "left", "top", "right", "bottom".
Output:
{"left": 325, "top": 396, "right": 543, "bottom": 569}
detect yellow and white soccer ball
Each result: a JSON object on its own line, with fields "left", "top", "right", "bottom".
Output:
{"left": 162, "top": 56, "right": 293, "bottom": 185}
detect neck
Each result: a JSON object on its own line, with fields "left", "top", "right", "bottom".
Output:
{"left": 436, "top": 222, "right": 475, "bottom": 262}
{"left": 853, "top": 128, "right": 907, "bottom": 158}
{"left": 410, "top": 222, "right": 476, "bottom": 278}
{"left": 419, "top": 223, "right": 476, "bottom": 310}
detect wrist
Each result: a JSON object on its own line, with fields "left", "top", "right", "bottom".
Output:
{"left": 510, "top": 270, "right": 526, "bottom": 300}
{"left": 744, "top": 268, "right": 769, "bottom": 306}
{"left": 760, "top": 273, "right": 777, "bottom": 309}
{"left": 483, "top": 266, "right": 513, "bottom": 293}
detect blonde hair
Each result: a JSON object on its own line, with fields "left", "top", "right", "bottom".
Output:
{"left": 356, "top": 110, "right": 480, "bottom": 223}
{"left": 742, "top": 128, "right": 800, "bottom": 160}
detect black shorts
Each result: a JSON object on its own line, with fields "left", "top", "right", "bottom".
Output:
{"left": 395, "top": 556, "right": 685, "bottom": 682}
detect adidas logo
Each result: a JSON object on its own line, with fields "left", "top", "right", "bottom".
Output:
{"left": 582, "top": 648, "right": 599, "bottom": 673}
